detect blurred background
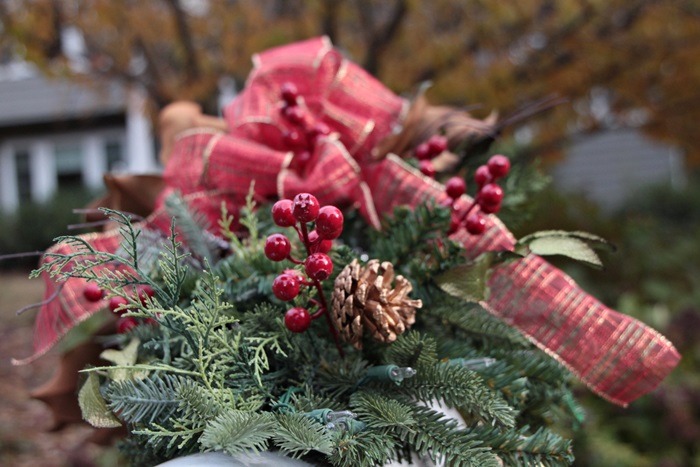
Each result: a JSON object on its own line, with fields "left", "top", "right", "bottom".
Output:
{"left": 0, "top": 1, "right": 698, "bottom": 466}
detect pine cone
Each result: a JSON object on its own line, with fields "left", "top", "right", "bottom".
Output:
{"left": 331, "top": 259, "right": 422, "bottom": 349}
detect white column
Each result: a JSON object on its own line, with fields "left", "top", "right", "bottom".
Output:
{"left": 126, "top": 86, "right": 156, "bottom": 172}
{"left": 29, "top": 140, "right": 57, "bottom": 203}
{"left": 0, "top": 143, "right": 18, "bottom": 213}
{"left": 82, "top": 134, "right": 107, "bottom": 190}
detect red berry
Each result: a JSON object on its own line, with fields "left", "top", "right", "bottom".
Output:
{"left": 465, "top": 213, "right": 487, "bottom": 235}
{"left": 264, "top": 233, "right": 292, "bottom": 262}
{"left": 284, "top": 307, "right": 311, "bottom": 333}
{"left": 282, "top": 268, "right": 305, "bottom": 283}
{"left": 419, "top": 160, "right": 436, "bottom": 178}
{"left": 272, "top": 199, "right": 297, "bottom": 227}
{"left": 315, "top": 205, "right": 344, "bottom": 240}
{"left": 293, "top": 193, "right": 320, "bottom": 223}
{"left": 474, "top": 165, "right": 492, "bottom": 187}
{"left": 282, "top": 129, "right": 305, "bottom": 149}
{"left": 116, "top": 316, "right": 138, "bottom": 334}
{"left": 480, "top": 201, "right": 501, "bottom": 214}
{"left": 280, "top": 82, "right": 299, "bottom": 106}
{"left": 144, "top": 317, "right": 158, "bottom": 327}
{"left": 305, "top": 252, "right": 333, "bottom": 281}
{"left": 487, "top": 154, "right": 510, "bottom": 179}
{"left": 307, "top": 122, "right": 331, "bottom": 140}
{"left": 427, "top": 135, "right": 448, "bottom": 156}
{"left": 109, "top": 296, "right": 129, "bottom": 314}
{"left": 308, "top": 230, "right": 333, "bottom": 254}
{"left": 445, "top": 177, "right": 467, "bottom": 199}
{"left": 83, "top": 282, "right": 104, "bottom": 302}
{"left": 282, "top": 105, "right": 306, "bottom": 125}
{"left": 272, "top": 273, "right": 301, "bottom": 301}
{"left": 479, "top": 183, "right": 503, "bottom": 206}
{"left": 415, "top": 143, "right": 432, "bottom": 160}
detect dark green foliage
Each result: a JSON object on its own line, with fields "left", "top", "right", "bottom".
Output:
{"left": 0, "top": 186, "right": 95, "bottom": 271}
{"left": 58, "top": 193, "right": 579, "bottom": 466}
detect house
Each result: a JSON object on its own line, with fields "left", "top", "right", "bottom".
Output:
{"left": 551, "top": 128, "right": 686, "bottom": 212}
{"left": 0, "top": 62, "right": 157, "bottom": 214}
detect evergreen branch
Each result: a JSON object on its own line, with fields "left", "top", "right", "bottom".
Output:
{"left": 383, "top": 331, "right": 438, "bottom": 370}
{"left": 81, "top": 364, "right": 199, "bottom": 377}
{"left": 397, "top": 404, "right": 499, "bottom": 467}
{"left": 164, "top": 192, "right": 214, "bottom": 266}
{"left": 246, "top": 334, "right": 288, "bottom": 387}
{"left": 349, "top": 391, "right": 416, "bottom": 431}
{"left": 369, "top": 203, "right": 453, "bottom": 278}
{"left": 106, "top": 374, "right": 182, "bottom": 424}
{"left": 200, "top": 411, "right": 276, "bottom": 455}
{"left": 471, "top": 425, "right": 574, "bottom": 467}
{"left": 425, "top": 298, "right": 530, "bottom": 348}
{"left": 239, "top": 181, "right": 259, "bottom": 241}
{"left": 133, "top": 420, "right": 204, "bottom": 453}
{"left": 272, "top": 413, "right": 334, "bottom": 457}
{"left": 329, "top": 429, "right": 397, "bottom": 467}
{"left": 158, "top": 218, "right": 192, "bottom": 308}
{"left": 175, "top": 379, "right": 226, "bottom": 422}
{"left": 399, "top": 363, "right": 517, "bottom": 428}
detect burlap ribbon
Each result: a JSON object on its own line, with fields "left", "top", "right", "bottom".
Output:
{"left": 16, "top": 37, "right": 679, "bottom": 406}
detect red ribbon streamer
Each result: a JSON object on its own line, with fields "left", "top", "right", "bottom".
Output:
{"left": 16, "top": 37, "right": 679, "bottom": 406}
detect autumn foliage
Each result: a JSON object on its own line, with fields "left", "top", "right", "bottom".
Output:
{"left": 2, "top": 0, "right": 700, "bottom": 163}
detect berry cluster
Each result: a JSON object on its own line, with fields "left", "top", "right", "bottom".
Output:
{"left": 415, "top": 135, "right": 448, "bottom": 178}
{"left": 83, "top": 282, "right": 157, "bottom": 333}
{"left": 265, "top": 193, "right": 344, "bottom": 341}
{"left": 444, "top": 154, "right": 511, "bottom": 235}
{"left": 278, "top": 82, "right": 332, "bottom": 173}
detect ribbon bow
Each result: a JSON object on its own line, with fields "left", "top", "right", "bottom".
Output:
{"left": 17, "top": 37, "right": 679, "bottom": 406}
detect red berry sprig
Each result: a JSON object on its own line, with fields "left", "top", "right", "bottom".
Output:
{"left": 278, "top": 82, "right": 334, "bottom": 174}
{"left": 415, "top": 135, "right": 448, "bottom": 178}
{"left": 445, "top": 154, "right": 511, "bottom": 235}
{"left": 266, "top": 193, "right": 345, "bottom": 354}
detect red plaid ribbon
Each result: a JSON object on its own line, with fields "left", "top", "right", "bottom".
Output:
{"left": 16, "top": 37, "right": 679, "bottom": 406}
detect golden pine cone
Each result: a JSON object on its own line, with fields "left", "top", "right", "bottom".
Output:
{"left": 330, "top": 259, "right": 422, "bottom": 349}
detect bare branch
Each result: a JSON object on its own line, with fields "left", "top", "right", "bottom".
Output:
{"left": 164, "top": 0, "right": 201, "bottom": 84}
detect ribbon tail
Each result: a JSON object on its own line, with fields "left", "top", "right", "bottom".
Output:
{"left": 362, "top": 155, "right": 680, "bottom": 405}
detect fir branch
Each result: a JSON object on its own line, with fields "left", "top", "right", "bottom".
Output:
{"left": 106, "top": 374, "right": 182, "bottom": 425}
{"left": 349, "top": 391, "right": 416, "bottom": 431}
{"left": 424, "top": 297, "right": 530, "bottom": 349}
{"left": 163, "top": 192, "right": 214, "bottom": 266}
{"left": 200, "top": 410, "right": 276, "bottom": 455}
{"left": 317, "top": 354, "right": 371, "bottom": 399}
{"left": 369, "top": 204, "right": 454, "bottom": 279}
{"left": 471, "top": 425, "right": 574, "bottom": 467}
{"left": 272, "top": 413, "right": 334, "bottom": 457}
{"left": 399, "top": 363, "right": 517, "bottom": 428}
{"left": 329, "top": 429, "right": 397, "bottom": 467}
{"left": 383, "top": 331, "right": 438, "bottom": 370}
{"left": 393, "top": 403, "right": 499, "bottom": 467}
{"left": 176, "top": 379, "right": 224, "bottom": 419}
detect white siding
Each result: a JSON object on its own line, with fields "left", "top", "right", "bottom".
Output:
{"left": 552, "top": 129, "right": 685, "bottom": 212}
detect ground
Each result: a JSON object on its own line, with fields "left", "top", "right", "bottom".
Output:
{"left": 0, "top": 272, "right": 120, "bottom": 467}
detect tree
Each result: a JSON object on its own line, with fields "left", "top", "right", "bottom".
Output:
{"left": 2, "top": 0, "right": 700, "bottom": 162}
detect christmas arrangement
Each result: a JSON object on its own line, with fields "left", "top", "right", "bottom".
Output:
{"left": 15, "top": 37, "right": 680, "bottom": 466}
